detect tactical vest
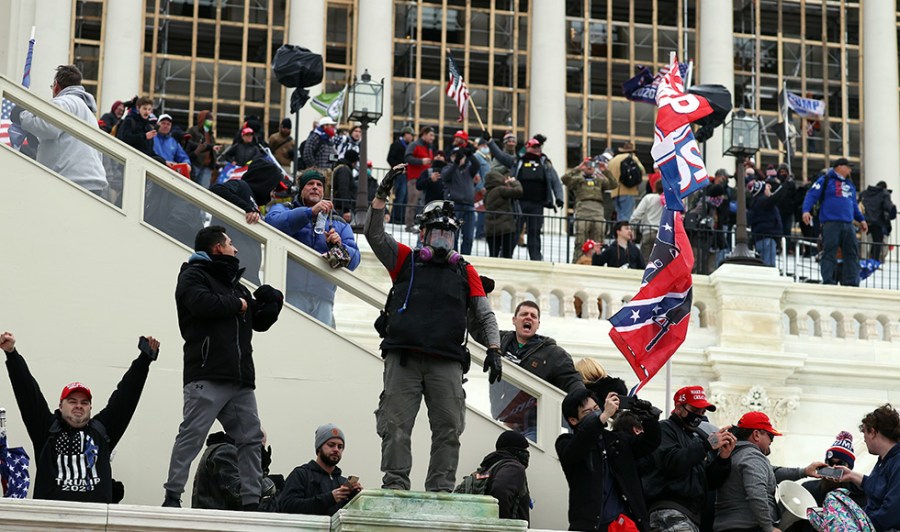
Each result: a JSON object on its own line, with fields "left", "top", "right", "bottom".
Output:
{"left": 380, "top": 251, "right": 469, "bottom": 364}
{"left": 576, "top": 175, "right": 607, "bottom": 203}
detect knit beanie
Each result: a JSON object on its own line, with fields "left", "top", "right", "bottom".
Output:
{"left": 314, "top": 423, "right": 345, "bottom": 451}
{"left": 298, "top": 169, "right": 325, "bottom": 189}
{"left": 495, "top": 430, "right": 529, "bottom": 451}
{"left": 825, "top": 431, "right": 855, "bottom": 469}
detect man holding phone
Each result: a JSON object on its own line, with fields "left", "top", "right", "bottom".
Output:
{"left": 802, "top": 431, "right": 867, "bottom": 508}
{"left": 263, "top": 423, "right": 361, "bottom": 516}
{"left": 0, "top": 331, "right": 159, "bottom": 503}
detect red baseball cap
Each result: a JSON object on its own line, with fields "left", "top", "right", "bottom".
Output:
{"left": 454, "top": 130, "right": 469, "bottom": 141}
{"left": 525, "top": 138, "right": 542, "bottom": 148}
{"left": 60, "top": 382, "right": 92, "bottom": 402}
{"left": 737, "top": 411, "right": 782, "bottom": 436}
{"left": 673, "top": 386, "right": 716, "bottom": 411}
{"left": 241, "top": 127, "right": 254, "bottom": 136}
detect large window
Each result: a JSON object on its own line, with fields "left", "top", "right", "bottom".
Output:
{"left": 392, "top": 0, "right": 531, "bottom": 150}
{"left": 323, "top": 0, "right": 358, "bottom": 98}
{"left": 71, "top": 0, "right": 106, "bottom": 102}
{"left": 141, "top": 0, "right": 288, "bottom": 143}
{"left": 564, "top": 0, "right": 697, "bottom": 169}
{"left": 733, "top": 0, "right": 862, "bottom": 181}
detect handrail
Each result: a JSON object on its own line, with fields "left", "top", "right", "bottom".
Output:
{"left": 0, "top": 74, "right": 568, "bottom": 452}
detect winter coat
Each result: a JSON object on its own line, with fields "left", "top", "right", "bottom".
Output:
{"left": 331, "top": 161, "right": 359, "bottom": 215}
{"left": 416, "top": 160, "right": 446, "bottom": 205}
{"left": 801, "top": 169, "right": 865, "bottom": 224}
{"left": 605, "top": 152, "right": 646, "bottom": 198}
{"left": 191, "top": 431, "right": 276, "bottom": 510}
{"left": 630, "top": 194, "right": 665, "bottom": 231}
{"left": 861, "top": 442, "right": 900, "bottom": 531}
{"left": 441, "top": 159, "right": 479, "bottom": 206}
{"left": 5, "top": 348, "right": 151, "bottom": 503}
{"left": 640, "top": 415, "right": 732, "bottom": 524}
{"left": 387, "top": 137, "right": 409, "bottom": 168}
{"left": 556, "top": 411, "right": 661, "bottom": 531}
{"left": 301, "top": 128, "right": 336, "bottom": 170}
{"left": 187, "top": 110, "right": 217, "bottom": 169}
{"left": 219, "top": 140, "right": 263, "bottom": 166}
{"left": 211, "top": 180, "right": 259, "bottom": 214}
{"left": 748, "top": 183, "right": 786, "bottom": 241}
{"left": 116, "top": 109, "right": 155, "bottom": 156}
{"left": 484, "top": 170, "right": 523, "bottom": 236}
{"left": 153, "top": 132, "right": 191, "bottom": 164}
{"left": 264, "top": 203, "right": 361, "bottom": 301}
{"left": 489, "top": 140, "right": 563, "bottom": 209}
{"left": 479, "top": 450, "right": 531, "bottom": 523}
{"left": 267, "top": 131, "right": 295, "bottom": 167}
{"left": 174, "top": 253, "right": 283, "bottom": 388}
{"left": 592, "top": 242, "right": 645, "bottom": 269}
{"left": 404, "top": 137, "right": 434, "bottom": 181}
{"left": 488, "top": 331, "right": 585, "bottom": 420}
{"left": 562, "top": 168, "right": 616, "bottom": 204}
{"left": 268, "top": 460, "right": 349, "bottom": 516}
{"left": 713, "top": 441, "right": 803, "bottom": 532}
{"left": 98, "top": 101, "right": 121, "bottom": 133}
{"left": 860, "top": 185, "right": 896, "bottom": 228}
{"left": 18, "top": 85, "right": 107, "bottom": 193}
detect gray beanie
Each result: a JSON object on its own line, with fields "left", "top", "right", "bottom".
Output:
{"left": 315, "top": 423, "right": 345, "bottom": 451}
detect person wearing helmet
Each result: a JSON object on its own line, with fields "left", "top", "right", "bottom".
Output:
{"left": 364, "top": 164, "right": 502, "bottom": 493}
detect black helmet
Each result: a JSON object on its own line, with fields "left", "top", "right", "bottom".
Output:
{"left": 417, "top": 200, "right": 460, "bottom": 231}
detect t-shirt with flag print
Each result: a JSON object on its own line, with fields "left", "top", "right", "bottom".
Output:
{"left": 53, "top": 429, "right": 101, "bottom": 493}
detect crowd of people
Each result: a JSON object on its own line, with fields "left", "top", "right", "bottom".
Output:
{"left": 5, "top": 63, "right": 900, "bottom": 530}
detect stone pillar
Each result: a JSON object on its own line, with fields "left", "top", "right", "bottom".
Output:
{"left": 528, "top": 0, "right": 567, "bottom": 179}
{"left": 863, "top": 0, "right": 900, "bottom": 219}
{"left": 29, "top": 0, "right": 73, "bottom": 102}
{"left": 355, "top": 0, "right": 393, "bottom": 168}
{"left": 697, "top": 0, "right": 735, "bottom": 174}
{"left": 288, "top": 0, "right": 326, "bottom": 135}
{"left": 100, "top": 0, "right": 143, "bottom": 113}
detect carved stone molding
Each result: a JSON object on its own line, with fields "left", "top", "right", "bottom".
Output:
{"left": 707, "top": 383, "right": 800, "bottom": 429}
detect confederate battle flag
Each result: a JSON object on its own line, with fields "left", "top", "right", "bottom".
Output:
{"left": 608, "top": 208, "right": 694, "bottom": 392}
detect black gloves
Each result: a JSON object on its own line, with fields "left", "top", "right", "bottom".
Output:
{"left": 376, "top": 164, "right": 406, "bottom": 201}
{"left": 484, "top": 347, "right": 502, "bottom": 384}
{"left": 482, "top": 131, "right": 492, "bottom": 143}
{"left": 631, "top": 398, "right": 662, "bottom": 421}
{"left": 254, "top": 284, "right": 283, "bottom": 303}
{"left": 555, "top": 198, "right": 564, "bottom": 209}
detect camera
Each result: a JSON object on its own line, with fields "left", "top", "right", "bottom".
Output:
{"left": 452, "top": 146, "right": 474, "bottom": 165}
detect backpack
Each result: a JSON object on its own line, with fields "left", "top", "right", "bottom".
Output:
{"left": 807, "top": 488, "right": 874, "bottom": 532}
{"left": 453, "top": 459, "right": 515, "bottom": 496}
{"left": 619, "top": 155, "right": 643, "bottom": 188}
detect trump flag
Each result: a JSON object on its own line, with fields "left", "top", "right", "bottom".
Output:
{"left": 608, "top": 209, "right": 694, "bottom": 392}
{"left": 650, "top": 55, "right": 714, "bottom": 211}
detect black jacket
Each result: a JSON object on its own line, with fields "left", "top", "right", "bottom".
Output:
{"left": 191, "top": 431, "right": 276, "bottom": 510}
{"left": 556, "top": 412, "right": 661, "bottom": 531}
{"left": 387, "top": 138, "right": 408, "bottom": 168}
{"left": 592, "top": 242, "right": 646, "bottom": 269}
{"left": 480, "top": 450, "right": 530, "bottom": 523}
{"left": 332, "top": 161, "right": 358, "bottom": 215}
{"left": 5, "top": 348, "right": 151, "bottom": 503}
{"left": 861, "top": 185, "right": 896, "bottom": 228}
{"left": 211, "top": 180, "right": 259, "bottom": 214}
{"left": 640, "top": 415, "right": 732, "bottom": 524}
{"left": 218, "top": 141, "right": 263, "bottom": 166}
{"left": 417, "top": 160, "right": 447, "bottom": 205}
{"left": 174, "top": 253, "right": 283, "bottom": 387}
{"left": 116, "top": 111, "right": 155, "bottom": 156}
{"left": 269, "top": 460, "right": 348, "bottom": 516}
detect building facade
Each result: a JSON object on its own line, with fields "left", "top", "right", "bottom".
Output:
{"left": 0, "top": 0, "right": 897, "bottom": 189}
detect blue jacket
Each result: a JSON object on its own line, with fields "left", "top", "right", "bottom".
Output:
{"left": 153, "top": 133, "right": 191, "bottom": 164}
{"left": 801, "top": 169, "right": 865, "bottom": 224}
{"left": 749, "top": 184, "right": 785, "bottom": 240}
{"left": 862, "top": 442, "right": 900, "bottom": 531}
{"left": 265, "top": 203, "right": 360, "bottom": 301}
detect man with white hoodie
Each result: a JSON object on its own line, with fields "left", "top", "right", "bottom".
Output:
{"left": 13, "top": 65, "right": 108, "bottom": 198}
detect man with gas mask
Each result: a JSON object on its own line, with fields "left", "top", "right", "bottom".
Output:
{"left": 365, "top": 164, "right": 502, "bottom": 492}
{"left": 640, "top": 386, "right": 736, "bottom": 532}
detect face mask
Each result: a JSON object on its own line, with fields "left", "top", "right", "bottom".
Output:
{"left": 682, "top": 410, "right": 703, "bottom": 428}
{"left": 479, "top": 147, "right": 490, "bottom": 155}
{"left": 203, "top": 119, "right": 213, "bottom": 131}
{"left": 420, "top": 228, "right": 460, "bottom": 265}
{"left": 513, "top": 448, "right": 530, "bottom": 468}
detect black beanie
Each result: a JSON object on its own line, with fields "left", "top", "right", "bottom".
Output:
{"left": 495, "top": 430, "right": 529, "bottom": 451}
{"left": 344, "top": 149, "right": 360, "bottom": 164}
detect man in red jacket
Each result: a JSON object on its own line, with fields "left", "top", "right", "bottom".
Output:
{"left": 403, "top": 126, "right": 436, "bottom": 232}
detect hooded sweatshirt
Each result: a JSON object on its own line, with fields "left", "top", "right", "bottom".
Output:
{"left": 18, "top": 85, "right": 107, "bottom": 192}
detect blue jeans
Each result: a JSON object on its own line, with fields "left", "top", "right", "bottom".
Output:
{"left": 615, "top": 195, "right": 635, "bottom": 221}
{"left": 475, "top": 211, "right": 486, "bottom": 239}
{"left": 454, "top": 204, "right": 475, "bottom": 255}
{"left": 821, "top": 221, "right": 860, "bottom": 286}
{"left": 756, "top": 237, "right": 777, "bottom": 267}
{"left": 391, "top": 176, "right": 407, "bottom": 224}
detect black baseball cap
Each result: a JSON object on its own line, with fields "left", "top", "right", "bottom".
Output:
{"left": 833, "top": 157, "right": 853, "bottom": 169}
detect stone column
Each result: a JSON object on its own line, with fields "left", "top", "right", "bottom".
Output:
{"left": 288, "top": 0, "right": 326, "bottom": 135}
{"left": 100, "top": 0, "right": 144, "bottom": 112}
{"left": 863, "top": 0, "right": 900, "bottom": 217}
{"left": 528, "top": 0, "right": 567, "bottom": 178}
{"left": 697, "top": 0, "right": 735, "bottom": 174}
{"left": 29, "top": 0, "right": 73, "bottom": 101}
{"left": 355, "top": 0, "right": 394, "bottom": 168}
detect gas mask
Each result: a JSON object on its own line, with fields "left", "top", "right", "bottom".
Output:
{"left": 420, "top": 227, "right": 460, "bottom": 265}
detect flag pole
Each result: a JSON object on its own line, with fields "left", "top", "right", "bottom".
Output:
{"left": 446, "top": 47, "right": 487, "bottom": 133}
{"left": 783, "top": 81, "right": 791, "bottom": 168}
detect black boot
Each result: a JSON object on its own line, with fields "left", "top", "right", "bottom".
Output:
{"left": 162, "top": 490, "right": 182, "bottom": 508}
{"left": 242, "top": 502, "right": 259, "bottom": 511}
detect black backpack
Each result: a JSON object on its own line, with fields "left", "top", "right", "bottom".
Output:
{"left": 619, "top": 154, "right": 643, "bottom": 188}
{"left": 453, "top": 459, "right": 515, "bottom": 496}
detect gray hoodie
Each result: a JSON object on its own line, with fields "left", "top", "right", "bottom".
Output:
{"left": 713, "top": 440, "right": 803, "bottom": 532}
{"left": 19, "top": 85, "right": 107, "bottom": 193}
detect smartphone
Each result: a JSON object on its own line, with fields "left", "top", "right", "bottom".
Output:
{"left": 616, "top": 393, "right": 636, "bottom": 410}
{"left": 345, "top": 475, "right": 359, "bottom": 486}
{"left": 817, "top": 466, "right": 843, "bottom": 481}
{"left": 138, "top": 336, "right": 151, "bottom": 354}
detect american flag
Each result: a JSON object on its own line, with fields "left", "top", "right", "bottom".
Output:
{"left": 1, "top": 35, "right": 35, "bottom": 148}
{"left": 0, "top": 433, "right": 30, "bottom": 498}
{"left": 446, "top": 55, "right": 470, "bottom": 122}
{"left": 0, "top": 99, "right": 13, "bottom": 147}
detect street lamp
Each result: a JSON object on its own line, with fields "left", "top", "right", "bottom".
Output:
{"left": 722, "top": 108, "right": 764, "bottom": 265}
{"left": 348, "top": 69, "right": 384, "bottom": 230}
